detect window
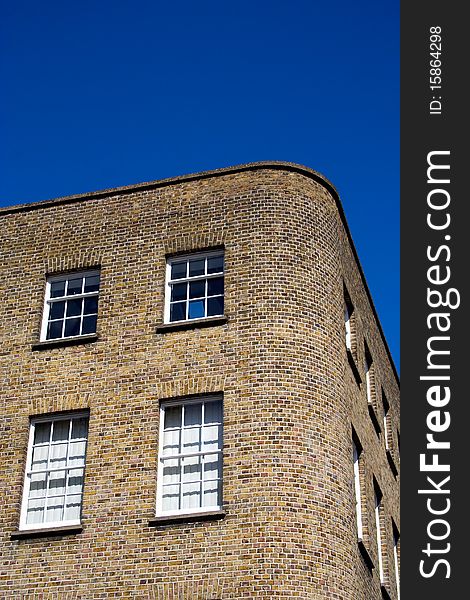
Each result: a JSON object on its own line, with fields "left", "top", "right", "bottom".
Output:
{"left": 392, "top": 521, "right": 401, "bottom": 600}
{"left": 382, "top": 392, "right": 391, "bottom": 451}
{"left": 157, "top": 396, "right": 223, "bottom": 516}
{"left": 165, "top": 251, "right": 224, "bottom": 323}
{"left": 352, "top": 436, "right": 363, "bottom": 540}
{"left": 374, "top": 481, "right": 385, "bottom": 585}
{"left": 344, "top": 289, "right": 354, "bottom": 351}
{"left": 364, "top": 344, "right": 374, "bottom": 406}
{"left": 41, "top": 271, "right": 100, "bottom": 341}
{"left": 20, "top": 412, "right": 89, "bottom": 530}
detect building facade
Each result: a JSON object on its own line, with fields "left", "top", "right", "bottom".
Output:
{"left": 0, "top": 162, "right": 400, "bottom": 599}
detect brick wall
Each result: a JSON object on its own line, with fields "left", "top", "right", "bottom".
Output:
{"left": 0, "top": 163, "right": 399, "bottom": 599}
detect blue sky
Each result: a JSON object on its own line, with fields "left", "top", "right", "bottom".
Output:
{"left": 0, "top": 1, "right": 399, "bottom": 367}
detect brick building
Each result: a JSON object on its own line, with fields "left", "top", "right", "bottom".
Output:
{"left": 0, "top": 162, "right": 400, "bottom": 599}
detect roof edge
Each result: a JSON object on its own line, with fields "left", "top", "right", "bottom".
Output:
{"left": 0, "top": 161, "right": 399, "bottom": 384}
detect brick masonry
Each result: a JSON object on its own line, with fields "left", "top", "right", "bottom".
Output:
{"left": 0, "top": 163, "right": 399, "bottom": 598}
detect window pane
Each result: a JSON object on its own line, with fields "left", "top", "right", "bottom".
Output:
{"left": 45, "top": 496, "right": 65, "bottom": 522}
{"left": 84, "top": 275, "right": 100, "bottom": 293}
{"left": 182, "top": 456, "right": 201, "bottom": 483}
{"left": 207, "top": 277, "right": 224, "bottom": 296}
{"left": 82, "top": 315, "right": 97, "bottom": 335}
{"left": 71, "top": 418, "right": 88, "bottom": 440}
{"left": 170, "top": 302, "right": 186, "bottom": 322}
{"left": 162, "top": 458, "right": 180, "bottom": 485}
{"left": 34, "top": 422, "right": 51, "bottom": 445}
{"left": 189, "top": 280, "right": 205, "bottom": 299}
{"left": 47, "top": 320, "right": 63, "bottom": 340}
{"left": 67, "top": 277, "right": 83, "bottom": 295}
{"left": 170, "top": 282, "right": 187, "bottom": 302}
{"left": 162, "top": 484, "right": 180, "bottom": 511}
{"left": 48, "top": 470, "right": 66, "bottom": 495}
{"left": 164, "top": 405, "right": 182, "bottom": 429}
{"left": 162, "top": 428, "right": 180, "bottom": 455}
{"left": 171, "top": 261, "right": 187, "bottom": 280}
{"left": 204, "top": 401, "right": 222, "bottom": 425}
{"left": 207, "top": 296, "right": 224, "bottom": 317}
{"left": 50, "top": 280, "right": 66, "bottom": 298}
{"left": 83, "top": 296, "right": 98, "bottom": 315}
{"left": 182, "top": 426, "right": 200, "bottom": 452}
{"left": 189, "top": 258, "right": 205, "bottom": 277}
{"left": 69, "top": 441, "right": 86, "bottom": 467}
{"left": 67, "top": 469, "right": 84, "bottom": 495}
{"left": 203, "top": 425, "right": 222, "bottom": 452}
{"left": 50, "top": 443, "right": 67, "bottom": 468}
{"left": 26, "top": 498, "right": 45, "bottom": 524}
{"left": 66, "top": 298, "right": 83, "bottom": 317}
{"left": 188, "top": 300, "right": 204, "bottom": 319}
{"left": 64, "top": 318, "right": 81, "bottom": 337}
{"left": 207, "top": 255, "right": 224, "bottom": 274}
{"left": 49, "top": 301, "right": 65, "bottom": 320}
{"left": 29, "top": 472, "right": 47, "bottom": 498}
{"left": 184, "top": 404, "right": 202, "bottom": 427}
{"left": 64, "top": 495, "right": 82, "bottom": 521}
{"left": 182, "top": 482, "right": 201, "bottom": 510}
{"left": 31, "top": 445, "right": 49, "bottom": 470}
{"left": 204, "top": 454, "right": 222, "bottom": 480}
{"left": 52, "top": 420, "right": 69, "bottom": 442}
{"left": 203, "top": 480, "right": 220, "bottom": 507}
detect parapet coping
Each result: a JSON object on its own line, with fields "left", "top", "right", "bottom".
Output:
{"left": 0, "top": 161, "right": 399, "bottom": 384}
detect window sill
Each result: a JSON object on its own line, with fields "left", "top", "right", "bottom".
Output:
{"left": 148, "top": 510, "right": 226, "bottom": 526}
{"left": 11, "top": 525, "right": 83, "bottom": 540}
{"left": 156, "top": 316, "right": 228, "bottom": 333}
{"left": 368, "top": 404, "right": 382, "bottom": 436}
{"left": 32, "top": 334, "right": 98, "bottom": 351}
{"left": 358, "top": 539, "right": 374, "bottom": 571}
{"left": 347, "top": 349, "right": 362, "bottom": 385}
{"left": 386, "top": 449, "right": 399, "bottom": 478}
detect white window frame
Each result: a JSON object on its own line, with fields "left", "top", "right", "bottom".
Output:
{"left": 19, "top": 411, "right": 89, "bottom": 531}
{"left": 40, "top": 270, "right": 100, "bottom": 341}
{"left": 164, "top": 250, "right": 224, "bottom": 324}
{"left": 374, "top": 485, "right": 385, "bottom": 584}
{"left": 156, "top": 395, "right": 223, "bottom": 517}
{"left": 353, "top": 440, "right": 363, "bottom": 540}
{"left": 345, "top": 304, "right": 352, "bottom": 350}
{"left": 383, "top": 393, "right": 391, "bottom": 451}
{"left": 364, "top": 349, "right": 373, "bottom": 406}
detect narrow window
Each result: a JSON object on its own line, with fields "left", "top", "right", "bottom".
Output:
{"left": 374, "top": 481, "right": 385, "bottom": 585}
{"left": 383, "top": 392, "right": 391, "bottom": 451}
{"left": 364, "top": 344, "right": 374, "bottom": 406}
{"left": 352, "top": 435, "right": 363, "bottom": 540}
{"left": 157, "top": 396, "right": 223, "bottom": 516}
{"left": 165, "top": 251, "right": 224, "bottom": 323}
{"left": 344, "top": 289, "right": 354, "bottom": 351}
{"left": 20, "top": 412, "right": 89, "bottom": 530}
{"left": 41, "top": 270, "right": 100, "bottom": 341}
{"left": 392, "top": 521, "right": 400, "bottom": 600}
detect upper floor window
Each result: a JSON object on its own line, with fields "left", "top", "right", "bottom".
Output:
{"left": 41, "top": 270, "right": 100, "bottom": 341}
{"left": 20, "top": 412, "right": 89, "bottom": 530}
{"left": 392, "top": 520, "right": 401, "bottom": 600}
{"left": 165, "top": 251, "right": 224, "bottom": 323}
{"left": 344, "top": 289, "right": 355, "bottom": 352}
{"left": 352, "top": 435, "right": 363, "bottom": 540}
{"left": 382, "top": 391, "right": 391, "bottom": 451}
{"left": 374, "top": 480, "right": 385, "bottom": 585}
{"left": 157, "top": 396, "right": 223, "bottom": 516}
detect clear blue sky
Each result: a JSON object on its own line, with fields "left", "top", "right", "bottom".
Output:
{"left": 0, "top": 1, "right": 399, "bottom": 368}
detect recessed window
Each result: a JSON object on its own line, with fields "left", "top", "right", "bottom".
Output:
{"left": 41, "top": 271, "right": 100, "bottom": 341}
{"left": 157, "top": 396, "right": 223, "bottom": 516}
{"left": 352, "top": 435, "right": 363, "bottom": 540}
{"left": 165, "top": 251, "right": 224, "bottom": 323}
{"left": 364, "top": 344, "right": 374, "bottom": 406}
{"left": 392, "top": 520, "right": 401, "bottom": 600}
{"left": 382, "top": 392, "right": 391, "bottom": 451}
{"left": 20, "top": 412, "right": 89, "bottom": 530}
{"left": 344, "top": 288, "right": 355, "bottom": 351}
{"left": 374, "top": 480, "right": 385, "bottom": 585}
